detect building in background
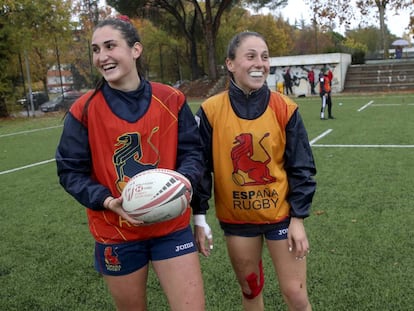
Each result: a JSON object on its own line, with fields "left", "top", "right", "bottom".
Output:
{"left": 47, "top": 64, "right": 74, "bottom": 93}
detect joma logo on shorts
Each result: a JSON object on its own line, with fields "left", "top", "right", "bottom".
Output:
{"left": 278, "top": 228, "right": 288, "bottom": 235}
{"left": 175, "top": 242, "right": 194, "bottom": 252}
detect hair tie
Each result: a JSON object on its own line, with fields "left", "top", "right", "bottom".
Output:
{"left": 118, "top": 15, "right": 131, "bottom": 23}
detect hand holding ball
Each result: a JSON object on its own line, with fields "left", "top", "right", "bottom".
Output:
{"left": 121, "top": 169, "right": 192, "bottom": 223}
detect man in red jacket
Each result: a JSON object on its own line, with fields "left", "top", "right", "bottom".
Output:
{"left": 307, "top": 67, "right": 316, "bottom": 95}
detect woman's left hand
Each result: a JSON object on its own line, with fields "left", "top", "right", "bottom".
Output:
{"left": 104, "top": 196, "right": 144, "bottom": 226}
{"left": 287, "top": 217, "right": 310, "bottom": 260}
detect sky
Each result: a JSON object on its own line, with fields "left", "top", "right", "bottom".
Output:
{"left": 100, "top": 0, "right": 411, "bottom": 40}
{"left": 278, "top": 0, "right": 412, "bottom": 40}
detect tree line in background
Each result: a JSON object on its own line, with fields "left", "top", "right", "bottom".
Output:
{"left": 0, "top": 0, "right": 413, "bottom": 117}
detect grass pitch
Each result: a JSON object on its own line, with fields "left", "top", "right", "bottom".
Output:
{"left": 1, "top": 92, "right": 413, "bottom": 310}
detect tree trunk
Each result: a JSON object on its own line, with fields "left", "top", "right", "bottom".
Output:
{"left": 378, "top": 1, "right": 388, "bottom": 59}
{"left": 205, "top": 28, "right": 218, "bottom": 80}
{"left": 189, "top": 38, "right": 202, "bottom": 80}
{"left": 0, "top": 98, "right": 9, "bottom": 118}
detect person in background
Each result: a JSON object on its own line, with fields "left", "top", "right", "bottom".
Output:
{"left": 395, "top": 46, "right": 403, "bottom": 59}
{"left": 319, "top": 68, "right": 334, "bottom": 120}
{"left": 277, "top": 80, "right": 284, "bottom": 93}
{"left": 193, "top": 31, "right": 317, "bottom": 311}
{"left": 55, "top": 16, "right": 206, "bottom": 311}
{"left": 283, "top": 67, "right": 293, "bottom": 95}
{"left": 327, "top": 68, "right": 333, "bottom": 86}
{"left": 322, "top": 64, "right": 333, "bottom": 86}
{"left": 307, "top": 67, "right": 316, "bottom": 95}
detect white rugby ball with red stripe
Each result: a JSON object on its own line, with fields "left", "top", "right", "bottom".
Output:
{"left": 121, "top": 168, "right": 192, "bottom": 223}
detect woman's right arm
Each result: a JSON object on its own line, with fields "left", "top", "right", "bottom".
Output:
{"left": 55, "top": 113, "right": 112, "bottom": 210}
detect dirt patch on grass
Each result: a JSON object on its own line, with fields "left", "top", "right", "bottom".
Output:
{"left": 178, "top": 77, "right": 226, "bottom": 99}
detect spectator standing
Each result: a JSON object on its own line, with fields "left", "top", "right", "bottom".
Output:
{"left": 327, "top": 68, "right": 333, "bottom": 86}
{"left": 283, "top": 67, "right": 293, "bottom": 95}
{"left": 276, "top": 80, "right": 284, "bottom": 93}
{"left": 307, "top": 67, "right": 316, "bottom": 95}
{"left": 395, "top": 46, "right": 403, "bottom": 59}
{"left": 322, "top": 64, "right": 333, "bottom": 86}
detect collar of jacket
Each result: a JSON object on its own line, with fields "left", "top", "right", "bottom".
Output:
{"left": 228, "top": 79, "right": 270, "bottom": 120}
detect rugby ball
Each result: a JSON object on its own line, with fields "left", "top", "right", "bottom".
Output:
{"left": 121, "top": 168, "right": 192, "bottom": 223}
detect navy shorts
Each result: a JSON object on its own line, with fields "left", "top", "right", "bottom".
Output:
{"left": 94, "top": 225, "right": 197, "bottom": 276}
{"left": 220, "top": 220, "right": 289, "bottom": 240}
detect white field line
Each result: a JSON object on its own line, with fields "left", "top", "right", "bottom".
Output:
{"left": 1, "top": 122, "right": 413, "bottom": 176}
{"left": 309, "top": 129, "right": 333, "bottom": 146}
{"left": 309, "top": 129, "right": 414, "bottom": 148}
{"left": 0, "top": 159, "right": 55, "bottom": 175}
{"left": 0, "top": 125, "right": 61, "bottom": 175}
{"left": 312, "top": 144, "right": 414, "bottom": 148}
{"left": 358, "top": 100, "right": 374, "bottom": 112}
{"left": 363, "top": 103, "right": 414, "bottom": 107}
{"left": 372, "top": 104, "right": 402, "bottom": 106}
{"left": 1, "top": 140, "right": 413, "bottom": 176}
{"left": 0, "top": 125, "right": 62, "bottom": 138}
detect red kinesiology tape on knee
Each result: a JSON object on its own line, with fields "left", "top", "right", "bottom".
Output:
{"left": 242, "top": 260, "right": 265, "bottom": 299}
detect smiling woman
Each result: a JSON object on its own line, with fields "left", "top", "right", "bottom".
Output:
{"left": 192, "top": 31, "right": 316, "bottom": 311}
{"left": 55, "top": 16, "right": 206, "bottom": 311}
